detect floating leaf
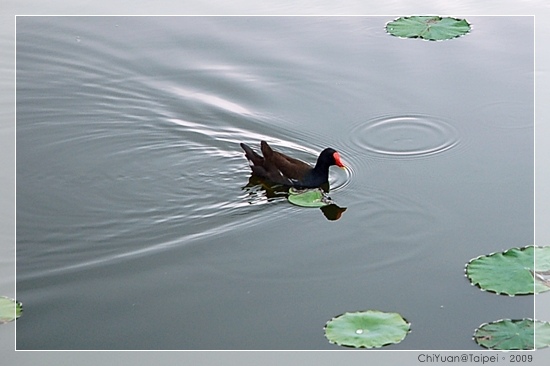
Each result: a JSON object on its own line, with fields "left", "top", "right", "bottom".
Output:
{"left": 324, "top": 310, "right": 410, "bottom": 348}
{"left": 386, "top": 16, "right": 471, "bottom": 41}
{"left": 0, "top": 296, "right": 22, "bottom": 324}
{"left": 536, "top": 321, "right": 550, "bottom": 349}
{"left": 288, "top": 188, "right": 333, "bottom": 208}
{"left": 474, "top": 319, "right": 550, "bottom": 350}
{"left": 465, "top": 246, "right": 550, "bottom": 295}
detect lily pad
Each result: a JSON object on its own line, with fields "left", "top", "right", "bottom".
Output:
{"left": 465, "top": 246, "right": 550, "bottom": 295}
{"left": 288, "top": 188, "right": 333, "bottom": 208}
{"left": 0, "top": 296, "right": 22, "bottom": 324}
{"left": 386, "top": 16, "right": 471, "bottom": 41}
{"left": 324, "top": 310, "right": 410, "bottom": 348}
{"left": 474, "top": 319, "right": 550, "bottom": 350}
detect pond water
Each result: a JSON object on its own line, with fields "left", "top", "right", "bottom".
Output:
{"left": 16, "top": 16, "right": 534, "bottom": 350}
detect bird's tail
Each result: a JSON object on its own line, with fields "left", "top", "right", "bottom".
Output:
{"left": 240, "top": 143, "right": 264, "bottom": 167}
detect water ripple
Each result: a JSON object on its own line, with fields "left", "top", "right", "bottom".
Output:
{"left": 205, "top": 185, "right": 446, "bottom": 284}
{"left": 349, "top": 114, "right": 460, "bottom": 158}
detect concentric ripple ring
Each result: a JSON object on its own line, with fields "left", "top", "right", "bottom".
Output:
{"left": 350, "top": 114, "right": 460, "bottom": 158}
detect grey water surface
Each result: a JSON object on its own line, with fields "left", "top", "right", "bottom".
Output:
{"left": 16, "top": 16, "right": 533, "bottom": 350}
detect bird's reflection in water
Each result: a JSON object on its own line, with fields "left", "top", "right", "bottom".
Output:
{"left": 242, "top": 175, "right": 347, "bottom": 221}
{"left": 320, "top": 204, "right": 347, "bottom": 221}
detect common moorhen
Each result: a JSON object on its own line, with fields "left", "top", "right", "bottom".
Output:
{"left": 240, "top": 141, "right": 346, "bottom": 188}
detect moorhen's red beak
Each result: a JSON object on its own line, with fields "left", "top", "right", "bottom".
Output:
{"left": 333, "top": 152, "right": 346, "bottom": 169}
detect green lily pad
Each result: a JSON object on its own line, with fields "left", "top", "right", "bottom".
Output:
{"left": 465, "top": 246, "right": 550, "bottom": 295}
{"left": 288, "top": 188, "right": 333, "bottom": 208}
{"left": 324, "top": 310, "right": 411, "bottom": 348}
{"left": 386, "top": 16, "right": 471, "bottom": 41}
{"left": 0, "top": 296, "right": 22, "bottom": 324}
{"left": 474, "top": 319, "right": 550, "bottom": 350}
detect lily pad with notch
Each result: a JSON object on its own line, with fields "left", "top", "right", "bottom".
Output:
{"left": 474, "top": 318, "right": 550, "bottom": 350}
{"left": 465, "top": 246, "right": 550, "bottom": 296}
{"left": 324, "top": 310, "right": 411, "bottom": 348}
{"left": 386, "top": 16, "right": 471, "bottom": 41}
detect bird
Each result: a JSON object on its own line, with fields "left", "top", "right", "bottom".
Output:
{"left": 240, "top": 140, "right": 346, "bottom": 189}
